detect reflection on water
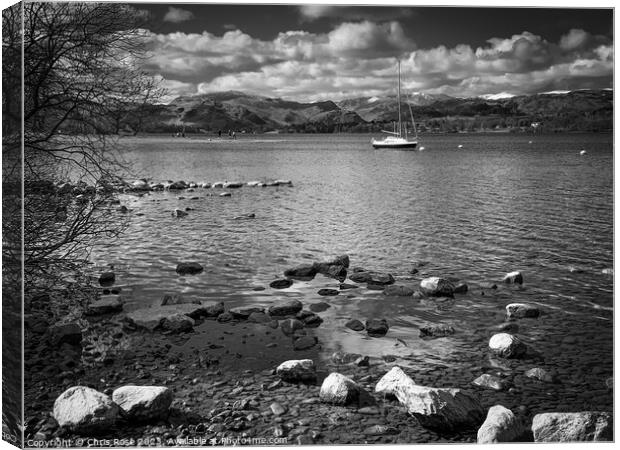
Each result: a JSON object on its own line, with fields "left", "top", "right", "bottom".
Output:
{"left": 90, "top": 133, "right": 612, "bottom": 405}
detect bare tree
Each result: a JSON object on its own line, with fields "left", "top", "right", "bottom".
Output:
{"left": 2, "top": 2, "right": 164, "bottom": 285}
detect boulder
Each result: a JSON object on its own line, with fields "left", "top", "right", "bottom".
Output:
{"left": 472, "top": 374, "right": 507, "bottom": 391}
{"left": 345, "top": 319, "right": 365, "bottom": 331}
{"left": 270, "top": 279, "right": 293, "bottom": 289}
{"left": 419, "top": 277, "right": 455, "bottom": 297}
{"left": 112, "top": 386, "right": 172, "bottom": 420}
{"left": 383, "top": 285, "right": 415, "bottom": 296}
{"left": 276, "top": 359, "right": 317, "bottom": 383}
{"left": 268, "top": 300, "right": 303, "bottom": 316}
{"left": 229, "top": 305, "right": 265, "bottom": 319}
{"left": 374, "top": 366, "right": 484, "bottom": 430}
{"left": 293, "top": 335, "right": 318, "bottom": 350}
{"left": 319, "top": 373, "right": 360, "bottom": 405}
{"left": 419, "top": 324, "right": 455, "bottom": 339}
{"left": 53, "top": 386, "right": 121, "bottom": 431}
{"left": 503, "top": 271, "right": 523, "bottom": 284}
{"left": 50, "top": 323, "right": 82, "bottom": 346}
{"left": 284, "top": 264, "right": 317, "bottom": 280}
{"left": 98, "top": 272, "right": 115, "bottom": 286}
{"left": 86, "top": 295, "right": 123, "bottom": 315}
{"left": 366, "top": 318, "right": 389, "bottom": 337}
{"left": 175, "top": 262, "right": 203, "bottom": 275}
{"left": 532, "top": 412, "right": 612, "bottom": 442}
{"left": 525, "top": 368, "right": 557, "bottom": 383}
{"left": 477, "top": 405, "right": 527, "bottom": 443}
{"left": 349, "top": 271, "right": 395, "bottom": 285}
{"left": 506, "top": 303, "right": 540, "bottom": 319}
{"left": 489, "top": 333, "right": 527, "bottom": 358}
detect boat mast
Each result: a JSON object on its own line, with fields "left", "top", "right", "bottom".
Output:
{"left": 397, "top": 59, "right": 402, "bottom": 138}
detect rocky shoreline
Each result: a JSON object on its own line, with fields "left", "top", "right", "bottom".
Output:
{"left": 23, "top": 251, "right": 613, "bottom": 445}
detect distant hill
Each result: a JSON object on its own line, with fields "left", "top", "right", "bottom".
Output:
{"left": 127, "top": 89, "right": 612, "bottom": 134}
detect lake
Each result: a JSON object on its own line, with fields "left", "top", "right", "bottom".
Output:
{"left": 89, "top": 132, "right": 613, "bottom": 417}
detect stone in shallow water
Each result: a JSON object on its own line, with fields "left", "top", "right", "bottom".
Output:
{"left": 317, "top": 288, "right": 339, "bottom": 296}
{"left": 87, "top": 295, "right": 123, "bottom": 315}
{"left": 293, "top": 335, "right": 318, "bottom": 350}
{"left": 270, "top": 279, "right": 293, "bottom": 289}
{"left": 506, "top": 303, "right": 540, "bottom": 319}
{"left": 296, "top": 310, "right": 323, "bottom": 327}
{"left": 532, "top": 412, "right": 612, "bottom": 442}
{"left": 331, "top": 351, "right": 362, "bottom": 365}
{"left": 229, "top": 305, "right": 265, "bottom": 319}
{"left": 453, "top": 282, "right": 468, "bottom": 293}
{"left": 419, "top": 324, "right": 455, "bottom": 339}
{"left": 247, "top": 311, "right": 272, "bottom": 323}
{"left": 268, "top": 300, "right": 303, "bottom": 316}
{"left": 492, "top": 322, "right": 519, "bottom": 334}
{"left": 276, "top": 359, "right": 316, "bottom": 383}
{"left": 477, "top": 405, "right": 527, "bottom": 443}
{"left": 524, "top": 367, "right": 557, "bottom": 383}
{"left": 112, "top": 385, "right": 172, "bottom": 420}
{"left": 345, "top": 319, "right": 365, "bottom": 331}
{"left": 125, "top": 303, "right": 214, "bottom": 331}
{"left": 419, "top": 277, "right": 455, "bottom": 297}
{"left": 175, "top": 262, "right": 203, "bottom": 275}
{"left": 98, "top": 271, "right": 115, "bottom": 286}
{"left": 489, "top": 333, "right": 527, "bottom": 359}
{"left": 366, "top": 318, "right": 389, "bottom": 337}
{"left": 472, "top": 374, "right": 508, "bottom": 391}
{"left": 374, "top": 365, "right": 484, "bottom": 431}
{"left": 319, "top": 373, "right": 360, "bottom": 405}
{"left": 503, "top": 271, "right": 523, "bottom": 284}
{"left": 383, "top": 285, "right": 415, "bottom": 296}
{"left": 281, "top": 318, "right": 304, "bottom": 336}
{"left": 172, "top": 209, "right": 188, "bottom": 217}
{"left": 309, "top": 302, "right": 330, "bottom": 312}
{"left": 349, "top": 271, "right": 395, "bottom": 285}
{"left": 284, "top": 264, "right": 317, "bottom": 280}
{"left": 53, "top": 386, "right": 121, "bottom": 431}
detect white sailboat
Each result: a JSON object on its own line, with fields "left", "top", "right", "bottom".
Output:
{"left": 371, "top": 60, "right": 418, "bottom": 149}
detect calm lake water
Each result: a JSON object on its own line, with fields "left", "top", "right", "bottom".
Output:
{"left": 90, "top": 132, "right": 613, "bottom": 413}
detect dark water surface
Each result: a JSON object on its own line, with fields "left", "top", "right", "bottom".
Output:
{"left": 90, "top": 133, "right": 613, "bottom": 414}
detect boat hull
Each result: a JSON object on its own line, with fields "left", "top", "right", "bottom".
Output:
{"left": 372, "top": 140, "right": 418, "bottom": 149}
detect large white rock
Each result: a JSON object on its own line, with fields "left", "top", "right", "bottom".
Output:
{"left": 489, "top": 333, "right": 527, "bottom": 358}
{"left": 532, "top": 412, "right": 612, "bottom": 442}
{"left": 419, "top": 277, "right": 455, "bottom": 296}
{"left": 506, "top": 303, "right": 540, "bottom": 319}
{"left": 477, "top": 405, "right": 526, "bottom": 443}
{"left": 319, "top": 373, "right": 360, "bottom": 405}
{"left": 112, "top": 386, "right": 173, "bottom": 420}
{"left": 374, "top": 366, "right": 484, "bottom": 430}
{"left": 53, "top": 386, "right": 121, "bottom": 431}
{"left": 276, "top": 359, "right": 317, "bottom": 383}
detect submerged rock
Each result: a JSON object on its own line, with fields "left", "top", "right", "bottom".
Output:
{"left": 161, "top": 293, "right": 200, "bottom": 306}
{"left": 87, "top": 295, "right": 123, "bottom": 315}
{"left": 161, "top": 314, "right": 194, "bottom": 332}
{"left": 319, "top": 373, "right": 360, "bottom": 405}
{"left": 492, "top": 322, "right": 520, "bottom": 334}
{"left": 112, "top": 386, "right": 172, "bottom": 420}
{"left": 268, "top": 300, "right": 303, "bottom": 316}
{"left": 532, "top": 412, "right": 612, "bottom": 442}
{"left": 477, "top": 405, "right": 527, "bottom": 443}
{"left": 374, "top": 366, "right": 484, "bottom": 431}
{"left": 317, "top": 288, "right": 339, "bottom": 296}
{"left": 419, "top": 277, "right": 455, "bottom": 297}
{"left": 506, "top": 303, "right": 540, "bottom": 319}
{"left": 276, "top": 359, "right": 317, "bottom": 383}
{"left": 280, "top": 318, "right": 304, "bottom": 336}
{"left": 503, "top": 271, "right": 523, "bottom": 284}
{"left": 293, "top": 335, "right": 318, "bottom": 350}
{"left": 309, "top": 302, "right": 330, "bottom": 313}
{"left": 53, "top": 386, "right": 121, "bottom": 431}
{"left": 175, "top": 262, "right": 204, "bottom": 275}
{"left": 366, "top": 318, "right": 389, "bottom": 337}
{"left": 489, "top": 333, "right": 527, "bottom": 359}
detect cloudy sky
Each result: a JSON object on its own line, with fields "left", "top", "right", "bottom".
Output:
{"left": 138, "top": 3, "right": 613, "bottom": 102}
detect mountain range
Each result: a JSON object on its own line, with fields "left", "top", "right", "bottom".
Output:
{"left": 131, "top": 89, "right": 612, "bottom": 134}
